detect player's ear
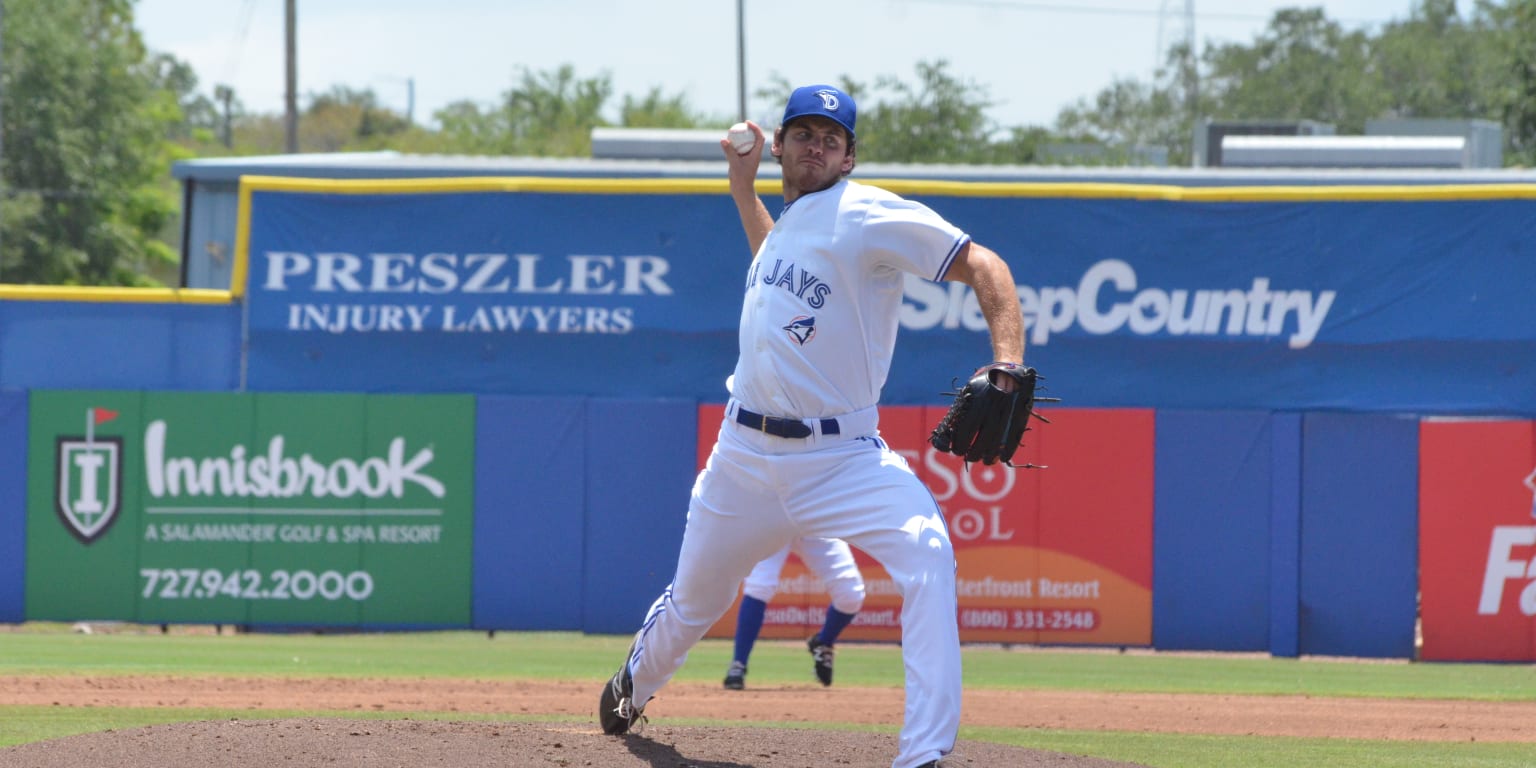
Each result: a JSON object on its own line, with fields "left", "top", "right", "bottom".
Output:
{"left": 771, "top": 127, "right": 785, "bottom": 158}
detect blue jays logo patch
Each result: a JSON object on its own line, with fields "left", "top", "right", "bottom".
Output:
{"left": 782, "top": 315, "right": 817, "bottom": 345}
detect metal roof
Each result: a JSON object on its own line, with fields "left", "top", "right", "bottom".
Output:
{"left": 170, "top": 150, "right": 1536, "bottom": 187}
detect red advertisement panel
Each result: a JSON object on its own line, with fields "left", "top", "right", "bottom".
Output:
{"left": 1419, "top": 419, "right": 1536, "bottom": 661}
{"left": 702, "top": 405, "right": 1154, "bottom": 646}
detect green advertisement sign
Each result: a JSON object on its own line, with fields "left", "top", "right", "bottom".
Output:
{"left": 26, "top": 391, "right": 474, "bottom": 627}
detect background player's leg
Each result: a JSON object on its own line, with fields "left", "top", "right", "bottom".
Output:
{"left": 725, "top": 595, "right": 764, "bottom": 689}
{"left": 797, "top": 536, "right": 866, "bottom": 685}
{"left": 727, "top": 542, "right": 794, "bottom": 688}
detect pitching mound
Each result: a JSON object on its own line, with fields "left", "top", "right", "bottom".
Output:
{"left": 1, "top": 718, "right": 1148, "bottom": 768}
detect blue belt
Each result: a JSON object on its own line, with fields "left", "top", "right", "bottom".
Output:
{"left": 735, "top": 406, "right": 840, "bottom": 439}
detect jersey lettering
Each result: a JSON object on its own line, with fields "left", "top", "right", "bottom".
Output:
{"left": 757, "top": 259, "right": 834, "bottom": 309}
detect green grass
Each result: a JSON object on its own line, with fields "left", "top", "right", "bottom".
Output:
{"left": 5, "top": 628, "right": 1533, "bottom": 701}
{"left": 2, "top": 625, "right": 1535, "bottom": 767}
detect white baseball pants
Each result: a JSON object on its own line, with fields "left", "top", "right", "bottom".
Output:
{"left": 626, "top": 404, "right": 960, "bottom": 768}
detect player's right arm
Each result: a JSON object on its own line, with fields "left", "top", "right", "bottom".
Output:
{"left": 724, "top": 120, "right": 774, "bottom": 256}
{"left": 942, "top": 241, "right": 1026, "bottom": 372}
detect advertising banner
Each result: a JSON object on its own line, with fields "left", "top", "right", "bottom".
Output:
{"left": 1419, "top": 418, "right": 1536, "bottom": 661}
{"left": 236, "top": 177, "right": 1536, "bottom": 416}
{"left": 25, "top": 390, "right": 474, "bottom": 627}
{"left": 238, "top": 178, "right": 744, "bottom": 395}
{"left": 701, "top": 404, "right": 1153, "bottom": 646}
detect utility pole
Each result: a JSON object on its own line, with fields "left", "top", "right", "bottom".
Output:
{"left": 1184, "top": 0, "right": 1199, "bottom": 162}
{"left": 0, "top": 0, "right": 7, "bottom": 281}
{"left": 284, "top": 0, "right": 298, "bottom": 153}
{"left": 735, "top": 0, "right": 747, "bottom": 122}
{"left": 215, "top": 85, "right": 234, "bottom": 148}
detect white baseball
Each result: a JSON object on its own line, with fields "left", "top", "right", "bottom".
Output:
{"left": 727, "top": 123, "right": 755, "bottom": 156}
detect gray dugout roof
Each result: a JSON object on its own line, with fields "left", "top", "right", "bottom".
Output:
{"left": 171, "top": 150, "right": 1536, "bottom": 187}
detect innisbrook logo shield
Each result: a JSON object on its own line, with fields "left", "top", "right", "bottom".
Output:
{"left": 55, "top": 407, "right": 123, "bottom": 544}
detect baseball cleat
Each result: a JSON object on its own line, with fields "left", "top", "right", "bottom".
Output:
{"left": 723, "top": 660, "right": 747, "bottom": 690}
{"left": 807, "top": 636, "right": 835, "bottom": 686}
{"left": 599, "top": 649, "right": 648, "bottom": 735}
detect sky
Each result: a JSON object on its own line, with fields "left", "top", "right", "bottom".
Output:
{"left": 135, "top": 0, "right": 1420, "bottom": 131}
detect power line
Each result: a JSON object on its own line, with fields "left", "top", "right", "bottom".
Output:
{"left": 221, "top": 0, "right": 262, "bottom": 89}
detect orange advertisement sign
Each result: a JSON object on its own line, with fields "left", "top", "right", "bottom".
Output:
{"left": 1419, "top": 419, "right": 1536, "bottom": 661}
{"left": 701, "top": 404, "right": 1154, "bottom": 646}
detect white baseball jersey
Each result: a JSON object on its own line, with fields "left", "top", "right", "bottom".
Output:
{"left": 729, "top": 179, "right": 970, "bottom": 419}
{"left": 625, "top": 177, "right": 966, "bottom": 768}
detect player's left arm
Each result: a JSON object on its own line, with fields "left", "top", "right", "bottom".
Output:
{"left": 942, "top": 241, "right": 1025, "bottom": 368}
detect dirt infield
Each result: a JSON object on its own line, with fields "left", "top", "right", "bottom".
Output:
{"left": 4, "top": 674, "right": 1535, "bottom": 767}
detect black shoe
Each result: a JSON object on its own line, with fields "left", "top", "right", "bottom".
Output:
{"left": 915, "top": 762, "right": 944, "bottom": 768}
{"left": 599, "top": 645, "right": 647, "bottom": 734}
{"left": 807, "top": 635, "right": 834, "bottom": 686}
{"left": 723, "top": 660, "right": 746, "bottom": 690}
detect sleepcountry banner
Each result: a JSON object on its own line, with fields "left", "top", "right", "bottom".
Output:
{"left": 236, "top": 177, "right": 1536, "bottom": 415}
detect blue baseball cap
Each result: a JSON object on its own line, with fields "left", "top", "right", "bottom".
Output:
{"left": 781, "top": 84, "right": 857, "bottom": 140}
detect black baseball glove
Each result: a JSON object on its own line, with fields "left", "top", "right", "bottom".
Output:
{"left": 929, "top": 363, "right": 1056, "bottom": 467}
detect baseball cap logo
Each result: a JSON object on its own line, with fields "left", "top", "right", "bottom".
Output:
{"left": 782, "top": 84, "right": 857, "bottom": 139}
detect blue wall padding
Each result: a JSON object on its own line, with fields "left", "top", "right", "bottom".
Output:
{"left": 1153, "top": 411, "right": 1274, "bottom": 651}
{"left": 581, "top": 399, "right": 698, "bottom": 634}
{"left": 1298, "top": 412, "right": 1419, "bottom": 658}
{"left": 1269, "top": 413, "right": 1303, "bottom": 658}
{"left": 0, "top": 302, "right": 240, "bottom": 391}
{"left": 0, "top": 390, "right": 27, "bottom": 621}
{"left": 472, "top": 396, "right": 588, "bottom": 630}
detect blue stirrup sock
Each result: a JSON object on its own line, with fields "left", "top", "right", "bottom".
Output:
{"left": 732, "top": 595, "right": 768, "bottom": 663}
{"left": 818, "top": 606, "right": 857, "bottom": 645}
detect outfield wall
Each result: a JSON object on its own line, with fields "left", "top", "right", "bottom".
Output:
{"left": 1, "top": 177, "right": 1533, "bottom": 660}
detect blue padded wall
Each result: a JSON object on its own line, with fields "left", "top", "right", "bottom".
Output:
{"left": 472, "top": 396, "right": 587, "bottom": 630}
{"left": 0, "top": 390, "right": 27, "bottom": 621}
{"left": 1268, "top": 413, "right": 1303, "bottom": 658}
{"left": 1298, "top": 412, "right": 1419, "bottom": 658}
{"left": 0, "top": 302, "right": 240, "bottom": 391}
{"left": 1153, "top": 411, "right": 1274, "bottom": 651}
{"left": 581, "top": 399, "right": 698, "bottom": 635}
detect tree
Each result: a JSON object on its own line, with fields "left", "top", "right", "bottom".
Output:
{"left": 302, "top": 86, "right": 413, "bottom": 152}
{"left": 1486, "top": 0, "right": 1536, "bottom": 164}
{"left": 1053, "top": 67, "right": 1189, "bottom": 165}
{"left": 148, "top": 53, "right": 220, "bottom": 144}
{"left": 1373, "top": 0, "right": 1503, "bottom": 120}
{"left": 856, "top": 60, "right": 997, "bottom": 163}
{"left": 1202, "top": 8, "right": 1385, "bottom": 133}
{"left": 434, "top": 65, "right": 613, "bottom": 157}
{"left": 2, "top": 0, "right": 179, "bottom": 285}
{"left": 754, "top": 62, "right": 999, "bottom": 164}
{"left": 620, "top": 87, "right": 716, "bottom": 128}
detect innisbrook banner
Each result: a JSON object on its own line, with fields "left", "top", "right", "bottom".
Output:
{"left": 233, "top": 177, "right": 1536, "bottom": 415}
{"left": 25, "top": 390, "right": 474, "bottom": 627}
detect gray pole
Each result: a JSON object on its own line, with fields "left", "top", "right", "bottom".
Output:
{"left": 735, "top": 0, "right": 746, "bottom": 122}
{"left": 0, "top": 0, "right": 6, "bottom": 281}
{"left": 284, "top": 0, "right": 298, "bottom": 153}
{"left": 1185, "top": 0, "right": 1198, "bottom": 163}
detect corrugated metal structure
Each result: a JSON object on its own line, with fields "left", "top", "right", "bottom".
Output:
{"left": 171, "top": 146, "right": 1536, "bottom": 290}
